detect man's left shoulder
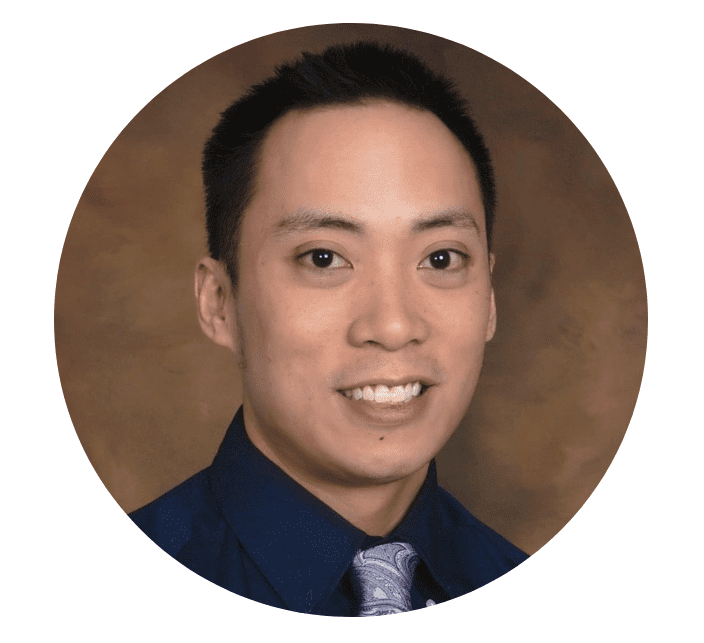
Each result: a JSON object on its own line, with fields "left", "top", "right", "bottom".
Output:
{"left": 435, "top": 486, "right": 529, "bottom": 575}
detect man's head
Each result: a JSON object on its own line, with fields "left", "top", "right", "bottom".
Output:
{"left": 196, "top": 42, "right": 497, "bottom": 492}
{"left": 202, "top": 42, "right": 496, "bottom": 286}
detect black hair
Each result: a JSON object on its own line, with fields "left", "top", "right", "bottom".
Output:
{"left": 203, "top": 41, "right": 496, "bottom": 284}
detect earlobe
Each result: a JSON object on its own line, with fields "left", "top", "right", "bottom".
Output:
{"left": 194, "top": 257, "right": 238, "bottom": 351}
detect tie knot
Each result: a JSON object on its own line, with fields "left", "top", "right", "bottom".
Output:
{"left": 349, "top": 542, "right": 420, "bottom": 616}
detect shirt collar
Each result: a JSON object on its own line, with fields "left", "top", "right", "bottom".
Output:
{"left": 207, "top": 407, "right": 447, "bottom": 613}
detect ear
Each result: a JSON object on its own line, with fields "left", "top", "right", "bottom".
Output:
{"left": 194, "top": 257, "right": 238, "bottom": 351}
{"left": 486, "top": 253, "right": 497, "bottom": 342}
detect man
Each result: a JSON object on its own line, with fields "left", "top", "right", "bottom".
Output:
{"left": 131, "top": 41, "right": 527, "bottom": 616}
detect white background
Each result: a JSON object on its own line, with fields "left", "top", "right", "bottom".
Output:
{"left": 3, "top": 1, "right": 701, "bottom": 641}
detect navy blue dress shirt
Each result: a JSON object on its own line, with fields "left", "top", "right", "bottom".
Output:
{"left": 130, "top": 407, "right": 528, "bottom": 615}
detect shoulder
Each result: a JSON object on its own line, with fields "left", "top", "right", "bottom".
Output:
{"left": 434, "top": 486, "right": 528, "bottom": 586}
{"left": 129, "top": 468, "right": 224, "bottom": 558}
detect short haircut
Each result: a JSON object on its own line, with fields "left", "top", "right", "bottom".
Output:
{"left": 203, "top": 41, "right": 496, "bottom": 285}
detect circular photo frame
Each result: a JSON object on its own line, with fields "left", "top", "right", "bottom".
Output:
{"left": 55, "top": 23, "right": 646, "bottom": 617}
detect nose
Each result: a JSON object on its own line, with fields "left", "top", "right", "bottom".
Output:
{"left": 347, "top": 270, "right": 430, "bottom": 351}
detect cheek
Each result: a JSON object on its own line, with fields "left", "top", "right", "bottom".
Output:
{"left": 433, "top": 286, "right": 492, "bottom": 337}
{"left": 243, "top": 281, "right": 348, "bottom": 365}
{"left": 432, "top": 295, "right": 491, "bottom": 373}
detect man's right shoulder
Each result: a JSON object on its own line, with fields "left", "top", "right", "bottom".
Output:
{"left": 128, "top": 468, "right": 225, "bottom": 558}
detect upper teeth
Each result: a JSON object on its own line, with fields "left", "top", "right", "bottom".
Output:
{"left": 343, "top": 382, "right": 422, "bottom": 403}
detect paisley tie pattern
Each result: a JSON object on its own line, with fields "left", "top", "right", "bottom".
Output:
{"left": 350, "top": 542, "right": 420, "bottom": 616}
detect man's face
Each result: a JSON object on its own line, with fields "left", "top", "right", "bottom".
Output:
{"left": 231, "top": 101, "right": 496, "bottom": 488}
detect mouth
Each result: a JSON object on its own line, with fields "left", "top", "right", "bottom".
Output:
{"left": 335, "top": 378, "right": 435, "bottom": 427}
{"left": 338, "top": 381, "right": 429, "bottom": 404}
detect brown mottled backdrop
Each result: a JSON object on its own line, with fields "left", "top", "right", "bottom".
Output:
{"left": 54, "top": 24, "right": 646, "bottom": 556}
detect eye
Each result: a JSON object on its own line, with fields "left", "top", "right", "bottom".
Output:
{"left": 418, "top": 249, "right": 468, "bottom": 271}
{"left": 298, "top": 248, "right": 351, "bottom": 270}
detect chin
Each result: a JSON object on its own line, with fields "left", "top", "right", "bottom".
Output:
{"left": 344, "top": 446, "right": 434, "bottom": 486}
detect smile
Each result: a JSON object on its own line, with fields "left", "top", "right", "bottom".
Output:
{"left": 340, "top": 382, "right": 424, "bottom": 404}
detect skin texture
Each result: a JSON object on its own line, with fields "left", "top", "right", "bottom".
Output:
{"left": 196, "top": 101, "right": 496, "bottom": 535}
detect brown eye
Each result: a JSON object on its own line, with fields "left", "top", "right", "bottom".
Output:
{"left": 419, "top": 249, "right": 468, "bottom": 271}
{"left": 429, "top": 250, "right": 451, "bottom": 269}
{"left": 298, "top": 248, "right": 351, "bottom": 270}
{"left": 311, "top": 249, "right": 334, "bottom": 268}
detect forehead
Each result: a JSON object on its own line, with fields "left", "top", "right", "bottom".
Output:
{"left": 248, "top": 101, "right": 485, "bottom": 234}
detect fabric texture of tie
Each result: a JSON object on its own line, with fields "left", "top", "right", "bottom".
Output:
{"left": 350, "top": 542, "right": 420, "bottom": 616}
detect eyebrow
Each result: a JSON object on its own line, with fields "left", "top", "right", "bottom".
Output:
{"left": 273, "top": 208, "right": 482, "bottom": 236}
{"left": 274, "top": 209, "right": 364, "bottom": 235}
{"left": 410, "top": 209, "right": 481, "bottom": 235}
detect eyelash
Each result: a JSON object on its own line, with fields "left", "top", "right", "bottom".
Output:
{"left": 298, "top": 248, "right": 468, "bottom": 271}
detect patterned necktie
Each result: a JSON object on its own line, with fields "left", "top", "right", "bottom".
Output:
{"left": 350, "top": 542, "right": 420, "bottom": 616}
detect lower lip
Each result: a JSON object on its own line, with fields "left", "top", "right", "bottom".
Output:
{"left": 336, "top": 386, "right": 434, "bottom": 427}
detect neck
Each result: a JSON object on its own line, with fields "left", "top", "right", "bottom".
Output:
{"left": 299, "top": 466, "right": 429, "bottom": 537}
{"left": 243, "top": 417, "right": 428, "bottom": 537}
